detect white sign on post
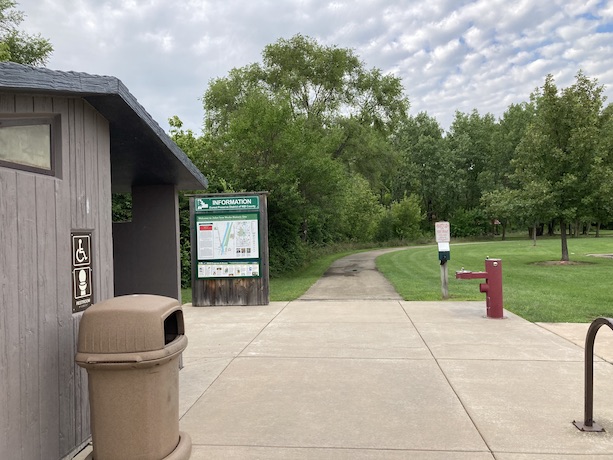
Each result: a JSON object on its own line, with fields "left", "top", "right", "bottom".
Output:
{"left": 435, "top": 221, "right": 450, "bottom": 243}
{"left": 437, "top": 242, "right": 450, "bottom": 252}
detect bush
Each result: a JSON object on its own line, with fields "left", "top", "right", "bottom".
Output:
{"left": 337, "top": 174, "right": 385, "bottom": 242}
{"left": 374, "top": 212, "right": 396, "bottom": 242}
{"left": 269, "top": 235, "right": 308, "bottom": 277}
{"left": 449, "top": 208, "right": 490, "bottom": 237}
{"left": 376, "top": 194, "right": 424, "bottom": 241}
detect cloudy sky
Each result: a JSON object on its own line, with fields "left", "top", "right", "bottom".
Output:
{"left": 16, "top": 0, "right": 613, "bottom": 133}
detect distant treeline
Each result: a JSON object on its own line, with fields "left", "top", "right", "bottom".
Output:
{"left": 116, "top": 35, "right": 613, "bottom": 282}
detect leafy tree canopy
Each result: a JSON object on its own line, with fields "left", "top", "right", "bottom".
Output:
{"left": 0, "top": 0, "right": 52, "bottom": 65}
{"left": 170, "top": 33, "right": 613, "bottom": 279}
{"left": 513, "top": 71, "right": 607, "bottom": 260}
{"left": 199, "top": 34, "right": 411, "bottom": 271}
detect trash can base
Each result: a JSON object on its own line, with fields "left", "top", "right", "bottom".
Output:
{"left": 163, "top": 432, "right": 192, "bottom": 460}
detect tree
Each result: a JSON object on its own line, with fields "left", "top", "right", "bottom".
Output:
{"left": 513, "top": 72, "right": 606, "bottom": 261}
{"left": 374, "top": 194, "right": 424, "bottom": 242}
{"left": 393, "top": 112, "right": 459, "bottom": 224}
{"left": 260, "top": 35, "right": 408, "bottom": 129}
{"left": 583, "top": 103, "right": 613, "bottom": 236}
{"left": 336, "top": 173, "right": 385, "bottom": 242}
{"left": 204, "top": 34, "right": 409, "bottom": 200}
{"left": 200, "top": 35, "right": 410, "bottom": 271}
{"left": 446, "top": 110, "right": 497, "bottom": 211}
{"left": 168, "top": 117, "right": 211, "bottom": 287}
{"left": 0, "top": 0, "right": 52, "bottom": 65}
{"left": 389, "top": 194, "right": 424, "bottom": 240}
{"left": 480, "top": 102, "right": 535, "bottom": 239}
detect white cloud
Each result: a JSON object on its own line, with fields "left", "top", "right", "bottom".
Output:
{"left": 14, "top": 0, "right": 613, "bottom": 132}
{"left": 602, "top": 2, "right": 613, "bottom": 19}
{"left": 140, "top": 31, "right": 174, "bottom": 52}
{"left": 557, "top": 20, "right": 598, "bottom": 41}
{"left": 562, "top": 0, "right": 602, "bottom": 17}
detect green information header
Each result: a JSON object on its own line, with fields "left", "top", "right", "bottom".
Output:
{"left": 195, "top": 196, "right": 259, "bottom": 212}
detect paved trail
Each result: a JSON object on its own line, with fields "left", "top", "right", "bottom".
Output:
{"left": 299, "top": 248, "right": 406, "bottom": 300}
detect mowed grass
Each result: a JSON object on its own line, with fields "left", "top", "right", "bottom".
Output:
{"left": 376, "top": 236, "right": 613, "bottom": 323}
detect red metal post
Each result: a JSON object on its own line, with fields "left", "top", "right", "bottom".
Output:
{"left": 482, "top": 259, "right": 503, "bottom": 318}
{"left": 455, "top": 258, "right": 504, "bottom": 318}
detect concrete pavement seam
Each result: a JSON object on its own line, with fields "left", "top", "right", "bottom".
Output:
{"left": 399, "top": 300, "right": 496, "bottom": 456}
{"left": 192, "top": 442, "right": 494, "bottom": 455}
{"left": 534, "top": 322, "right": 613, "bottom": 365}
{"left": 180, "top": 301, "right": 292, "bottom": 419}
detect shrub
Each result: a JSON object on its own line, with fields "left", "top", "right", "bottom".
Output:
{"left": 376, "top": 194, "right": 424, "bottom": 241}
{"left": 449, "top": 207, "right": 490, "bottom": 237}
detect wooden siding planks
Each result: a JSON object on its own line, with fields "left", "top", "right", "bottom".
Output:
{"left": 83, "top": 102, "right": 97, "bottom": 231}
{"left": 35, "top": 173, "right": 61, "bottom": 458}
{"left": 0, "top": 168, "right": 21, "bottom": 460}
{"left": 73, "top": 312, "right": 89, "bottom": 446}
{"left": 72, "top": 99, "right": 87, "bottom": 229}
{"left": 34, "top": 96, "right": 61, "bottom": 459}
{"left": 54, "top": 96, "right": 77, "bottom": 457}
{"left": 0, "top": 93, "right": 113, "bottom": 459}
{"left": 96, "top": 113, "right": 113, "bottom": 300}
{"left": 16, "top": 172, "right": 40, "bottom": 460}
{"left": 0, "top": 93, "right": 18, "bottom": 460}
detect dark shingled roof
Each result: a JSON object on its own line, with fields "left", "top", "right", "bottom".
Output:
{"left": 0, "top": 62, "right": 208, "bottom": 193}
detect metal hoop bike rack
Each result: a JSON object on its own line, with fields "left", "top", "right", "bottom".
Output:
{"left": 573, "top": 317, "right": 613, "bottom": 432}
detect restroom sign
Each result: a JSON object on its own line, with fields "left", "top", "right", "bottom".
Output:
{"left": 71, "top": 231, "right": 93, "bottom": 312}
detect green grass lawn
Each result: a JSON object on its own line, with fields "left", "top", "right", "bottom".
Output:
{"left": 181, "top": 287, "right": 192, "bottom": 305}
{"left": 376, "top": 236, "right": 613, "bottom": 323}
{"left": 182, "top": 235, "right": 613, "bottom": 323}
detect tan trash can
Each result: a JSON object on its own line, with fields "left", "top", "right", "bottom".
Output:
{"left": 76, "top": 294, "right": 191, "bottom": 460}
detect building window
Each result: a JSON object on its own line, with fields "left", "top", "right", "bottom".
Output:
{"left": 0, "top": 115, "right": 60, "bottom": 176}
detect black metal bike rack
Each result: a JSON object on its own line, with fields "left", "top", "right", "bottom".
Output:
{"left": 573, "top": 317, "right": 613, "bottom": 432}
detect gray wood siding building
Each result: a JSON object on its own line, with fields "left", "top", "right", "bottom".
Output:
{"left": 0, "top": 63, "right": 207, "bottom": 460}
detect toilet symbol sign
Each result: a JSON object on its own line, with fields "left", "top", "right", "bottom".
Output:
{"left": 73, "top": 267, "right": 92, "bottom": 298}
{"left": 71, "top": 232, "right": 93, "bottom": 312}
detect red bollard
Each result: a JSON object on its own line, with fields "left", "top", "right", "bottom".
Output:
{"left": 455, "top": 258, "right": 504, "bottom": 318}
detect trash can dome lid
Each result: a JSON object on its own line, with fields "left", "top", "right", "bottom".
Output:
{"left": 77, "top": 294, "right": 182, "bottom": 354}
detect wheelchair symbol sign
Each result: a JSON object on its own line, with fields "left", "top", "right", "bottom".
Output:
{"left": 72, "top": 234, "right": 91, "bottom": 268}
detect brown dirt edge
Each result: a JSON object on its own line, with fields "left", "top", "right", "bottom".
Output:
{"left": 531, "top": 254, "right": 613, "bottom": 266}
{"left": 532, "top": 260, "right": 591, "bottom": 266}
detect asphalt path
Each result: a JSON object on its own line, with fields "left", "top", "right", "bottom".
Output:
{"left": 299, "top": 248, "right": 407, "bottom": 300}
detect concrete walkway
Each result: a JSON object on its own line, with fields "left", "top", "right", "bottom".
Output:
{"left": 178, "top": 249, "right": 613, "bottom": 459}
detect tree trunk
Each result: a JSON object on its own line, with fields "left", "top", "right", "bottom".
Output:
{"left": 596, "top": 222, "right": 601, "bottom": 238}
{"left": 560, "top": 219, "right": 569, "bottom": 261}
{"left": 501, "top": 221, "right": 507, "bottom": 241}
{"left": 573, "top": 220, "right": 580, "bottom": 238}
{"left": 532, "top": 222, "right": 537, "bottom": 246}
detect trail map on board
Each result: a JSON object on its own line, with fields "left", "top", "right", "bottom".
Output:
{"left": 196, "top": 213, "right": 259, "bottom": 261}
